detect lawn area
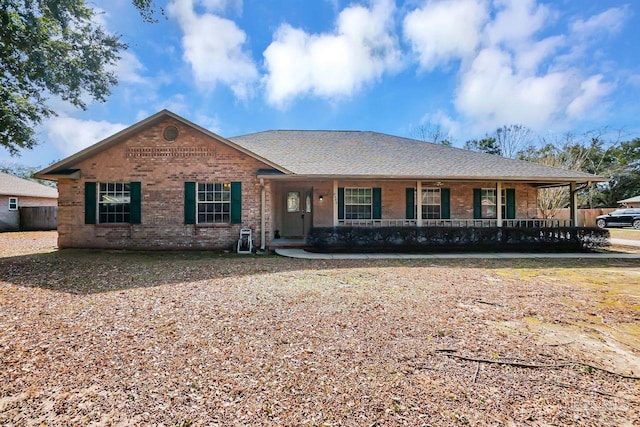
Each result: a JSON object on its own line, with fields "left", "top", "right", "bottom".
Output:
{"left": 1, "top": 232, "right": 639, "bottom": 425}
{"left": 609, "top": 228, "right": 640, "bottom": 241}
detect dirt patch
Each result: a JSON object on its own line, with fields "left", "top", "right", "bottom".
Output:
{"left": 0, "top": 234, "right": 639, "bottom": 425}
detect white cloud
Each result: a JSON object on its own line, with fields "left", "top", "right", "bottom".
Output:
{"left": 168, "top": 0, "right": 258, "bottom": 98}
{"left": 43, "top": 116, "right": 127, "bottom": 156}
{"left": 571, "top": 6, "right": 628, "bottom": 38}
{"left": 455, "top": 48, "right": 571, "bottom": 130}
{"left": 404, "top": 0, "right": 621, "bottom": 132}
{"left": 485, "top": 0, "right": 549, "bottom": 47}
{"left": 513, "top": 35, "right": 564, "bottom": 73}
{"left": 567, "top": 75, "right": 613, "bottom": 119}
{"left": 403, "top": 0, "right": 488, "bottom": 70}
{"left": 110, "top": 50, "right": 147, "bottom": 84}
{"left": 263, "top": 0, "right": 402, "bottom": 107}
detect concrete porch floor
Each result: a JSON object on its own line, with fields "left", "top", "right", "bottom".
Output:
{"left": 267, "top": 238, "right": 310, "bottom": 250}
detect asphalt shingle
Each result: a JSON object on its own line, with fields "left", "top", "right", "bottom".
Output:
{"left": 0, "top": 172, "right": 58, "bottom": 198}
{"left": 230, "top": 130, "right": 601, "bottom": 182}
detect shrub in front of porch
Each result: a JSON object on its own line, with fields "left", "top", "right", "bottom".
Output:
{"left": 306, "top": 227, "right": 610, "bottom": 253}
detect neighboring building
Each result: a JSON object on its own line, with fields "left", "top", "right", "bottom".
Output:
{"left": 618, "top": 195, "right": 640, "bottom": 208}
{"left": 0, "top": 172, "right": 58, "bottom": 231}
{"left": 35, "top": 110, "right": 606, "bottom": 250}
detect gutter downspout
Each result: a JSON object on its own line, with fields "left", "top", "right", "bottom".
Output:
{"left": 260, "top": 178, "right": 266, "bottom": 251}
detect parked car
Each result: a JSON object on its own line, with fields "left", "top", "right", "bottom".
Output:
{"left": 596, "top": 208, "right": 640, "bottom": 229}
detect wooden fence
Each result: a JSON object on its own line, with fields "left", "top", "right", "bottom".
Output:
{"left": 538, "top": 208, "right": 616, "bottom": 227}
{"left": 19, "top": 206, "right": 58, "bottom": 231}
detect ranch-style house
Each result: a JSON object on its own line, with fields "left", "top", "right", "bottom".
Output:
{"left": 35, "top": 110, "right": 606, "bottom": 250}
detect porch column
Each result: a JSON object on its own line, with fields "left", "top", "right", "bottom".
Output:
{"left": 416, "top": 181, "right": 422, "bottom": 226}
{"left": 496, "top": 181, "right": 503, "bottom": 227}
{"left": 333, "top": 180, "right": 339, "bottom": 226}
{"left": 260, "top": 178, "right": 266, "bottom": 250}
{"left": 570, "top": 182, "right": 579, "bottom": 227}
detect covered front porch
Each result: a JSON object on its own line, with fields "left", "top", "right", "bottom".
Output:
{"left": 263, "top": 177, "right": 587, "bottom": 250}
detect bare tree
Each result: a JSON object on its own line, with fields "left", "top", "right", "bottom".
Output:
{"left": 519, "top": 134, "right": 592, "bottom": 218}
{"left": 494, "top": 124, "right": 534, "bottom": 159}
{"left": 464, "top": 124, "right": 533, "bottom": 158}
{"left": 576, "top": 128, "right": 628, "bottom": 208}
{"left": 411, "top": 123, "right": 453, "bottom": 146}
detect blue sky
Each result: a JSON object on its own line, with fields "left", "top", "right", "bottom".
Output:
{"left": 3, "top": 0, "right": 640, "bottom": 168}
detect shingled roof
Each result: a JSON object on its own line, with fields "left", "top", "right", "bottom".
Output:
{"left": 35, "top": 110, "right": 605, "bottom": 185}
{"left": 618, "top": 195, "right": 640, "bottom": 204}
{"left": 229, "top": 130, "right": 603, "bottom": 183}
{"left": 0, "top": 172, "right": 58, "bottom": 198}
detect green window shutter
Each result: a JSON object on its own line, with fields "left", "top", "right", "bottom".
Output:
{"left": 230, "top": 181, "right": 242, "bottom": 224}
{"left": 184, "top": 182, "right": 196, "bottom": 224}
{"left": 84, "top": 182, "right": 97, "bottom": 224}
{"left": 506, "top": 188, "right": 516, "bottom": 219}
{"left": 372, "top": 187, "right": 382, "bottom": 219}
{"left": 473, "top": 188, "right": 482, "bottom": 219}
{"left": 129, "top": 182, "right": 141, "bottom": 224}
{"left": 441, "top": 188, "right": 451, "bottom": 219}
{"left": 405, "top": 188, "right": 415, "bottom": 219}
{"left": 338, "top": 187, "right": 344, "bottom": 220}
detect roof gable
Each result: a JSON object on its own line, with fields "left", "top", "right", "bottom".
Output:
{"left": 35, "top": 110, "right": 289, "bottom": 179}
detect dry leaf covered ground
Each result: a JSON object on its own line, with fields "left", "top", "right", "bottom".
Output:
{"left": 1, "top": 232, "right": 639, "bottom": 426}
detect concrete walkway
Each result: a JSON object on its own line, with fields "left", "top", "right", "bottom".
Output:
{"left": 275, "top": 248, "right": 640, "bottom": 260}
{"left": 610, "top": 238, "right": 640, "bottom": 248}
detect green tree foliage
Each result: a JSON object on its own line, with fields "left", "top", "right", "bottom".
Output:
{"left": 464, "top": 137, "right": 501, "bottom": 155}
{"left": 590, "top": 138, "right": 640, "bottom": 206}
{"left": 467, "top": 126, "right": 639, "bottom": 210}
{"left": 131, "top": 0, "right": 162, "bottom": 23}
{"left": 0, "top": 0, "right": 158, "bottom": 156}
{"left": 518, "top": 132, "right": 640, "bottom": 209}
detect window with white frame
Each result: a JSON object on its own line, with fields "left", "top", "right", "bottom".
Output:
{"left": 99, "top": 183, "right": 131, "bottom": 223}
{"left": 481, "top": 188, "right": 497, "bottom": 219}
{"left": 421, "top": 188, "right": 441, "bottom": 219}
{"left": 8, "top": 197, "right": 18, "bottom": 211}
{"left": 345, "top": 187, "right": 372, "bottom": 219}
{"left": 197, "top": 182, "right": 231, "bottom": 223}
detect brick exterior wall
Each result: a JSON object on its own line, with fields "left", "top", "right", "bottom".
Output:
{"left": 57, "top": 118, "right": 273, "bottom": 249}
{"left": 299, "top": 180, "right": 539, "bottom": 226}
{"left": 56, "top": 114, "right": 543, "bottom": 249}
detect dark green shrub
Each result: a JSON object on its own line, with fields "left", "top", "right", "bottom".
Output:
{"left": 306, "top": 226, "right": 610, "bottom": 253}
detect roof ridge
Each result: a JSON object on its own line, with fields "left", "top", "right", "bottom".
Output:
{"left": 230, "top": 129, "right": 438, "bottom": 144}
